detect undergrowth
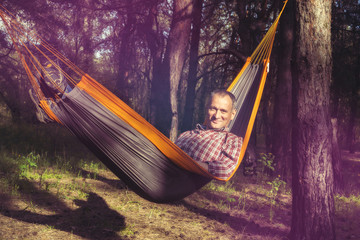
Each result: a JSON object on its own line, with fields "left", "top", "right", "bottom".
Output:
{"left": 0, "top": 123, "right": 359, "bottom": 239}
{"left": 0, "top": 123, "right": 104, "bottom": 198}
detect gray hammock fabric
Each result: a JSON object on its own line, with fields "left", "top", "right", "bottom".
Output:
{"left": 51, "top": 86, "right": 211, "bottom": 203}
{"left": 229, "top": 64, "right": 264, "bottom": 137}
{"left": 45, "top": 61, "right": 264, "bottom": 203}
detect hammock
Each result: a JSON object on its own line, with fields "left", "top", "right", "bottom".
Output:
{"left": 0, "top": 1, "right": 287, "bottom": 202}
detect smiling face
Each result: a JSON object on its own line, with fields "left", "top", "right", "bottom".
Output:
{"left": 205, "top": 93, "right": 236, "bottom": 129}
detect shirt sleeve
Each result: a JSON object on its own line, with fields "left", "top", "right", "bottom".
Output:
{"left": 207, "top": 134, "right": 243, "bottom": 179}
{"left": 174, "top": 131, "right": 192, "bottom": 150}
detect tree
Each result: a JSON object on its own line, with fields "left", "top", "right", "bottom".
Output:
{"left": 148, "top": 1, "right": 172, "bottom": 133}
{"left": 114, "top": 0, "right": 136, "bottom": 104}
{"left": 164, "top": 0, "right": 193, "bottom": 140}
{"left": 330, "top": 0, "right": 360, "bottom": 191}
{"left": 181, "top": 0, "right": 203, "bottom": 132}
{"left": 331, "top": 117, "right": 343, "bottom": 193}
{"left": 271, "top": 0, "right": 294, "bottom": 181}
{"left": 290, "top": 0, "right": 335, "bottom": 239}
{"left": 0, "top": 0, "right": 69, "bottom": 123}
{"left": 331, "top": 0, "right": 360, "bottom": 154}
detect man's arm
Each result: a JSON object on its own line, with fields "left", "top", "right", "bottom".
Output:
{"left": 207, "top": 135, "right": 243, "bottom": 179}
{"left": 207, "top": 157, "right": 238, "bottom": 179}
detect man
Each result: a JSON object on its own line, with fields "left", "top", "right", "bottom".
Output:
{"left": 175, "top": 90, "right": 243, "bottom": 180}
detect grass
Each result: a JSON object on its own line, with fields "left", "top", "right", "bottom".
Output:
{"left": 335, "top": 194, "right": 360, "bottom": 239}
{"left": 0, "top": 153, "right": 94, "bottom": 203}
{"left": 0, "top": 123, "right": 107, "bottom": 202}
{"left": 0, "top": 123, "right": 359, "bottom": 239}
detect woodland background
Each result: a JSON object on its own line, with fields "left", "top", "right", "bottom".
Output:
{"left": 0, "top": 0, "right": 359, "bottom": 150}
{"left": 0, "top": 0, "right": 359, "bottom": 239}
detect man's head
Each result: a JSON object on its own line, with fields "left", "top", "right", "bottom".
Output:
{"left": 205, "top": 90, "right": 236, "bottom": 129}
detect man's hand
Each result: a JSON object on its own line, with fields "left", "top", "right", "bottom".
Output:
{"left": 197, "top": 161, "right": 209, "bottom": 171}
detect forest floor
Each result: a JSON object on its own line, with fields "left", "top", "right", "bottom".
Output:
{"left": 0, "top": 124, "right": 359, "bottom": 240}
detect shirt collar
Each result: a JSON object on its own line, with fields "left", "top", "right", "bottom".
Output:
{"left": 196, "top": 124, "right": 229, "bottom": 132}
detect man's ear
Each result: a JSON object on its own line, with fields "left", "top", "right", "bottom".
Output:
{"left": 230, "top": 109, "right": 236, "bottom": 120}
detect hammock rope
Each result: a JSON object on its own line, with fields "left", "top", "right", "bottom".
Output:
{"left": 0, "top": 1, "right": 288, "bottom": 202}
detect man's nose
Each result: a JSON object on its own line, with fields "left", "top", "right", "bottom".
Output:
{"left": 214, "top": 110, "right": 221, "bottom": 118}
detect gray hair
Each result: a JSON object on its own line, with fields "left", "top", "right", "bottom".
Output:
{"left": 207, "top": 89, "right": 236, "bottom": 109}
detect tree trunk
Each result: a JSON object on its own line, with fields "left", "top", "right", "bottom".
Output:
{"left": 347, "top": 91, "right": 358, "bottom": 153}
{"left": 0, "top": 72, "right": 23, "bottom": 123}
{"left": 272, "top": 0, "right": 294, "bottom": 181}
{"left": 331, "top": 118, "right": 343, "bottom": 194}
{"left": 167, "top": 0, "right": 193, "bottom": 141}
{"left": 115, "top": 0, "right": 135, "bottom": 104}
{"left": 147, "top": 2, "right": 171, "bottom": 135}
{"left": 290, "top": 1, "right": 335, "bottom": 239}
{"left": 181, "top": 0, "right": 203, "bottom": 133}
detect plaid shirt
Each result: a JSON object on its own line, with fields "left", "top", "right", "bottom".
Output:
{"left": 175, "top": 124, "right": 243, "bottom": 179}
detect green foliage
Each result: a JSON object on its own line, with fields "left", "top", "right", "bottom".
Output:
{"left": 120, "top": 224, "right": 136, "bottom": 237}
{"left": 237, "top": 187, "right": 249, "bottom": 211}
{"left": 257, "top": 152, "right": 287, "bottom": 221}
{"left": 257, "top": 153, "right": 275, "bottom": 173}
{"left": 267, "top": 176, "right": 286, "bottom": 221}
{"left": 0, "top": 151, "right": 22, "bottom": 194}
{"left": 0, "top": 124, "right": 102, "bottom": 200}
{"left": 81, "top": 161, "right": 101, "bottom": 180}
{"left": 19, "top": 152, "right": 39, "bottom": 178}
{"left": 267, "top": 177, "right": 286, "bottom": 198}
{"left": 203, "top": 181, "right": 236, "bottom": 194}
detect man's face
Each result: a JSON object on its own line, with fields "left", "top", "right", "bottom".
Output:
{"left": 205, "top": 94, "right": 236, "bottom": 129}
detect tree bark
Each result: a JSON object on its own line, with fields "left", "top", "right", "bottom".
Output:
{"left": 290, "top": 1, "right": 335, "bottom": 239}
{"left": 0, "top": 69, "right": 23, "bottom": 123}
{"left": 181, "top": 0, "right": 203, "bottom": 133}
{"left": 272, "top": 0, "right": 294, "bottom": 181}
{"left": 167, "top": 0, "right": 193, "bottom": 141}
{"left": 115, "top": 0, "right": 135, "bottom": 104}
{"left": 331, "top": 118, "right": 343, "bottom": 194}
{"left": 347, "top": 91, "right": 358, "bottom": 153}
{"left": 147, "top": 2, "right": 171, "bottom": 135}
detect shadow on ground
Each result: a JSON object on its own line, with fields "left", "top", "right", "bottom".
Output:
{"left": 179, "top": 190, "right": 290, "bottom": 239}
{"left": 0, "top": 179, "right": 126, "bottom": 240}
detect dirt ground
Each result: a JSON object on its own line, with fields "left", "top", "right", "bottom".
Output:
{"left": 0, "top": 151, "right": 359, "bottom": 240}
